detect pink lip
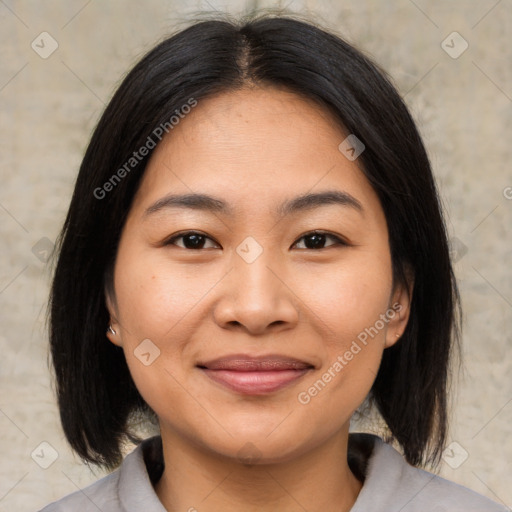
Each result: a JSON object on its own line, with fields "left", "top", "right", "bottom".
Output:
{"left": 201, "top": 368, "right": 311, "bottom": 394}
{"left": 197, "top": 354, "right": 314, "bottom": 395}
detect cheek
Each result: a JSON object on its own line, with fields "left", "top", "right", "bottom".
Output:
{"left": 113, "top": 251, "right": 197, "bottom": 415}
{"left": 114, "top": 248, "right": 218, "bottom": 339}
{"left": 291, "top": 266, "right": 394, "bottom": 443}
{"left": 301, "top": 248, "right": 393, "bottom": 347}
{"left": 294, "top": 249, "right": 393, "bottom": 406}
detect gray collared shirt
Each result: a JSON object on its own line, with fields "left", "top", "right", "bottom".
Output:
{"left": 39, "top": 434, "right": 508, "bottom": 511}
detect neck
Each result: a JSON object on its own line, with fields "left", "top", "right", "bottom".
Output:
{"left": 154, "top": 426, "right": 363, "bottom": 512}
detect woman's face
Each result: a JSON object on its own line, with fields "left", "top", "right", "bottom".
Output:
{"left": 107, "top": 86, "right": 411, "bottom": 463}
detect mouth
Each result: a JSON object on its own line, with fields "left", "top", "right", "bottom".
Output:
{"left": 196, "top": 354, "right": 314, "bottom": 395}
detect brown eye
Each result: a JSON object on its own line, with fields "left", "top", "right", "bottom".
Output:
{"left": 293, "top": 231, "right": 347, "bottom": 250}
{"left": 164, "top": 231, "right": 219, "bottom": 250}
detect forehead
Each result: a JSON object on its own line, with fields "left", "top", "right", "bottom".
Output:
{"left": 130, "top": 86, "right": 382, "bottom": 222}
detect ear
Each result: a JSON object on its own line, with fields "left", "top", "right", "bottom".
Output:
{"left": 105, "top": 288, "right": 123, "bottom": 347}
{"left": 384, "top": 268, "right": 414, "bottom": 348}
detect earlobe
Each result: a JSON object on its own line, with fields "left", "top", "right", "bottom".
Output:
{"left": 106, "top": 321, "right": 122, "bottom": 346}
{"left": 105, "top": 290, "right": 123, "bottom": 347}
{"left": 385, "top": 271, "right": 414, "bottom": 348}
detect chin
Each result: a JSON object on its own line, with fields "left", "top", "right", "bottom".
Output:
{"left": 193, "top": 422, "right": 318, "bottom": 466}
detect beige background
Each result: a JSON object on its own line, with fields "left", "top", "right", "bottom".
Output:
{"left": 0, "top": 0, "right": 511, "bottom": 510}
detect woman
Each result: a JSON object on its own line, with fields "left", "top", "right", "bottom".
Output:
{"left": 40, "top": 12, "right": 507, "bottom": 512}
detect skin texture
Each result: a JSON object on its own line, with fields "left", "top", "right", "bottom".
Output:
{"left": 106, "top": 86, "right": 412, "bottom": 512}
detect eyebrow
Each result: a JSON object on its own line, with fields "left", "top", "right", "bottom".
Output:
{"left": 143, "top": 190, "right": 364, "bottom": 219}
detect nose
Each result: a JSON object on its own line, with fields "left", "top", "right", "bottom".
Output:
{"left": 213, "top": 250, "right": 300, "bottom": 336}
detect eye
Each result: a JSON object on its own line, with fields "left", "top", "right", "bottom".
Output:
{"left": 163, "top": 230, "right": 347, "bottom": 251}
{"left": 292, "top": 231, "right": 348, "bottom": 250}
{"left": 163, "top": 231, "right": 219, "bottom": 250}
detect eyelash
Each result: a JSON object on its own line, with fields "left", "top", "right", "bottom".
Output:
{"left": 163, "top": 230, "right": 349, "bottom": 250}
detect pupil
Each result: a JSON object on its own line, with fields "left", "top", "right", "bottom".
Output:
{"left": 306, "top": 234, "right": 325, "bottom": 249}
{"left": 185, "top": 234, "right": 204, "bottom": 249}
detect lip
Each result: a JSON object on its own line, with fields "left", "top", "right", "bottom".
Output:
{"left": 197, "top": 354, "right": 314, "bottom": 395}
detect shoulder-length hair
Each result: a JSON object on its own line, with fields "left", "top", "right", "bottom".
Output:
{"left": 48, "top": 12, "right": 461, "bottom": 471}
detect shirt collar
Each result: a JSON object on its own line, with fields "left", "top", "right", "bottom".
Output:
{"left": 117, "top": 432, "right": 381, "bottom": 511}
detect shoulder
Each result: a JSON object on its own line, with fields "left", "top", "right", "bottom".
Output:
{"left": 350, "top": 434, "right": 508, "bottom": 512}
{"left": 37, "top": 436, "right": 166, "bottom": 512}
{"left": 37, "top": 469, "right": 121, "bottom": 511}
